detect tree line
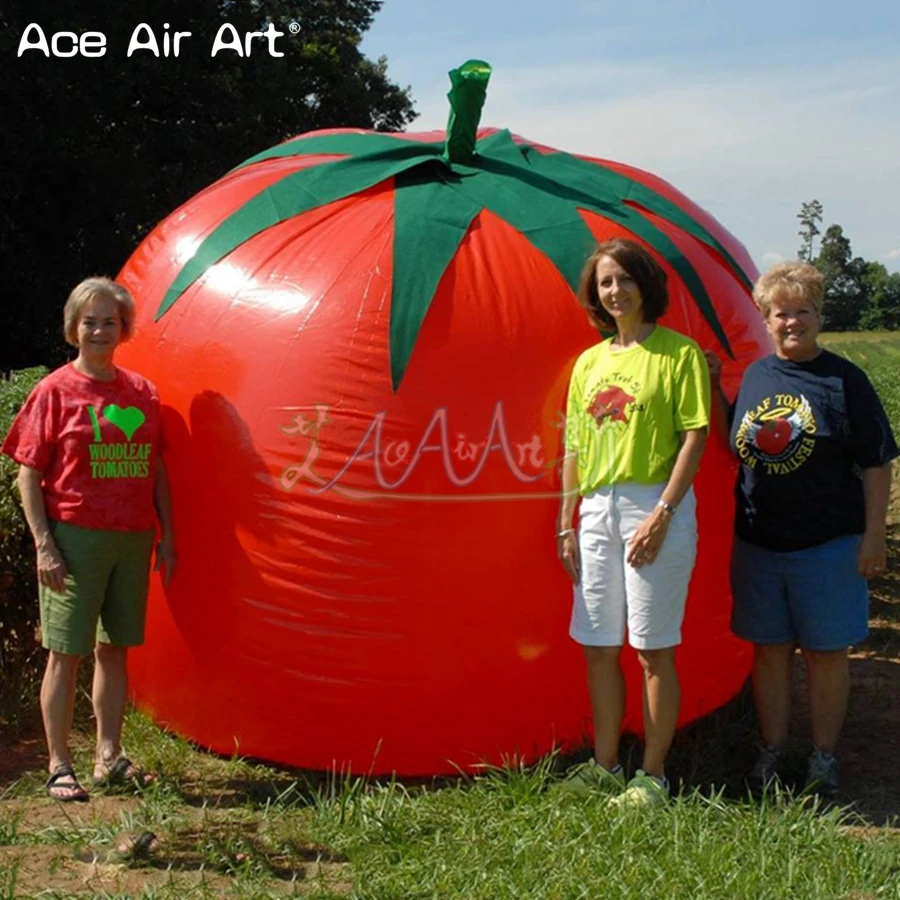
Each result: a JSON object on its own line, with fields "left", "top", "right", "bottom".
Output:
{"left": 0, "top": 0, "right": 416, "bottom": 371}
{"left": 3, "top": 0, "right": 894, "bottom": 375}
{"left": 797, "top": 200, "right": 900, "bottom": 331}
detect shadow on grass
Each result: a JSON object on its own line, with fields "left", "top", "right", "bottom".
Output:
{"left": 172, "top": 756, "right": 469, "bottom": 813}
{"left": 553, "top": 655, "right": 898, "bottom": 828}
{"left": 138, "top": 821, "right": 348, "bottom": 881}
{"left": 175, "top": 771, "right": 324, "bottom": 810}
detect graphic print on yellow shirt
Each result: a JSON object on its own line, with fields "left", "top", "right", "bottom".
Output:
{"left": 586, "top": 376, "right": 644, "bottom": 427}
{"left": 565, "top": 327, "right": 710, "bottom": 495}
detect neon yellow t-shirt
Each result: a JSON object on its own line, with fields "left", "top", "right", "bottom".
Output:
{"left": 564, "top": 326, "right": 710, "bottom": 494}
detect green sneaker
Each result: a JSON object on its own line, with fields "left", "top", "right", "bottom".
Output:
{"left": 608, "top": 770, "right": 669, "bottom": 809}
{"left": 558, "top": 759, "right": 626, "bottom": 794}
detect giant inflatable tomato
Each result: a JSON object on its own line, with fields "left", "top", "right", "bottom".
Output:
{"left": 117, "top": 62, "right": 769, "bottom": 775}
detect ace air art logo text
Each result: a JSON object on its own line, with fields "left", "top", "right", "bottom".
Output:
{"left": 733, "top": 393, "right": 817, "bottom": 475}
{"left": 17, "top": 22, "right": 295, "bottom": 59}
{"left": 276, "top": 401, "right": 563, "bottom": 501}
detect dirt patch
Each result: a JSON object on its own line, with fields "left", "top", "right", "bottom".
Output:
{"left": 823, "top": 559, "right": 900, "bottom": 827}
{"left": 0, "top": 739, "right": 353, "bottom": 896}
{"left": 843, "top": 656, "right": 900, "bottom": 826}
{"left": 1, "top": 794, "right": 142, "bottom": 833}
{"left": 0, "top": 803, "right": 352, "bottom": 898}
{"left": 0, "top": 843, "right": 258, "bottom": 898}
{"left": 0, "top": 737, "right": 43, "bottom": 789}
{"left": 842, "top": 476, "right": 900, "bottom": 825}
{"left": 787, "top": 652, "right": 900, "bottom": 827}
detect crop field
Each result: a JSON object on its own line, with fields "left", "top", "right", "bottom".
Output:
{"left": 1, "top": 334, "right": 899, "bottom": 899}
{"left": 821, "top": 332, "right": 900, "bottom": 435}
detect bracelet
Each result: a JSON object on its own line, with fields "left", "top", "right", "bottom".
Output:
{"left": 556, "top": 528, "right": 576, "bottom": 539}
{"left": 656, "top": 500, "right": 676, "bottom": 516}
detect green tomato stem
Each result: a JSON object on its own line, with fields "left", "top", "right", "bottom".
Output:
{"left": 443, "top": 60, "right": 492, "bottom": 165}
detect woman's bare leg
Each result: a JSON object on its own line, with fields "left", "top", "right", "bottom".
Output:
{"left": 637, "top": 646, "right": 679, "bottom": 778}
{"left": 92, "top": 641, "right": 128, "bottom": 772}
{"left": 583, "top": 645, "right": 625, "bottom": 769}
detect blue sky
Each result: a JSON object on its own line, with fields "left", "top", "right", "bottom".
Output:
{"left": 361, "top": 0, "right": 900, "bottom": 274}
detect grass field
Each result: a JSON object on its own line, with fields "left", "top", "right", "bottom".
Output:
{"left": 2, "top": 727, "right": 899, "bottom": 899}
{"left": 1, "top": 333, "right": 899, "bottom": 899}
{"left": 821, "top": 332, "right": 900, "bottom": 435}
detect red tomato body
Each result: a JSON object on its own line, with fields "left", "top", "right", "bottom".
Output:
{"left": 116, "top": 128, "right": 769, "bottom": 775}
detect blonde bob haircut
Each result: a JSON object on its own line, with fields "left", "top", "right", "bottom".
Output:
{"left": 63, "top": 277, "right": 136, "bottom": 347}
{"left": 753, "top": 262, "right": 825, "bottom": 318}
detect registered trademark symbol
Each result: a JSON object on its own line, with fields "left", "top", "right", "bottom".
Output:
{"left": 288, "top": 22, "right": 300, "bottom": 35}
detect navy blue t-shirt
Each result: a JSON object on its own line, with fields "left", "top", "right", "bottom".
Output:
{"left": 729, "top": 350, "right": 897, "bottom": 551}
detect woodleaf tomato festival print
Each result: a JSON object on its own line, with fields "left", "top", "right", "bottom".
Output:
{"left": 116, "top": 61, "right": 770, "bottom": 775}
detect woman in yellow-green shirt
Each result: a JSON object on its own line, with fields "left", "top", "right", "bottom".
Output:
{"left": 557, "top": 238, "right": 710, "bottom": 807}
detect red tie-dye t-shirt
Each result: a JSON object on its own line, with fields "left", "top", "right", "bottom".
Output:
{"left": 2, "top": 364, "right": 162, "bottom": 532}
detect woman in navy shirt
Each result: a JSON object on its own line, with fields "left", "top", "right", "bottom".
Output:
{"left": 709, "top": 262, "right": 896, "bottom": 797}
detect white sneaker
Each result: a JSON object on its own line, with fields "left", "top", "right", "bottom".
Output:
{"left": 607, "top": 770, "right": 669, "bottom": 809}
{"left": 557, "top": 759, "right": 626, "bottom": 795}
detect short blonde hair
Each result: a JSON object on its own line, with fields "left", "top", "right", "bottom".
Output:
{"left": 63, "top": 277, "right": 136, "bottom": 347}
{"left": 753, "top": 262, "right": 824, "bottom": 318}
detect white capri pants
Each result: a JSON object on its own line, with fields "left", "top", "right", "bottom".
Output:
{"left": 569, "top": 482, "right": 697, "bottom": 650}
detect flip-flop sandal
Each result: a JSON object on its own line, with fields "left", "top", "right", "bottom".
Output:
{"left": 92, "top": 756, "right": 155, "bottom": 789}
{"left": 46, "top": 764, "right": 90, "bottom": 803}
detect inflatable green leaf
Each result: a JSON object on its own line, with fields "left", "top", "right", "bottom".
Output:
{"left": 157, "top": 59, "right": 750, "bottom": 389}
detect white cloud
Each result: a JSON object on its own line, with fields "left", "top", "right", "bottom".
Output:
{"left": 408, "top": 56, "right": 900, "bottom": 274}
{"left": 887, "top": 249, "right": 900, "bottom": 260}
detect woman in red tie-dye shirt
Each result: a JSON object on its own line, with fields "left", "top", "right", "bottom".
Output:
{"left": 3, "top": 277, "right": 176, "bottom": 802}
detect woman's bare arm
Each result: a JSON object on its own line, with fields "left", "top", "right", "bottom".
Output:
{"left": 16, "top": 465, "right": 68, "bottom": 592}
{"left": 859, "top": 462, "right": 892, "bottom": 578}
{"left": 556, "top": 452, "right": 581, "bottom": 583}
{"left": 153, "top": 458, "right": 177, "bottom": 585}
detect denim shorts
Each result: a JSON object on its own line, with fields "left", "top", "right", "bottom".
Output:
{"left": 730, "top": 535, "right": 869, "bottom": 651}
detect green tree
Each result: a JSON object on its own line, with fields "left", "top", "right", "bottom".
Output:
{"left": 0, "top": 366, "right": 47, "bottom": 732}
{"left": 858, "top": 262, "right": 900, "bottom": 330}
{"left": 797, "top": 199, "right": 823, "bottom": 262}
{"left": 814, "top": 224, "right": 869, "bottom": 331}
{"left": 0, "top": 0, "right": 416, "bottom": 370}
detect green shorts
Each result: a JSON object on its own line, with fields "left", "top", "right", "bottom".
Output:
{"left": 40, "top": 520, "right": 155, "bottom": 657}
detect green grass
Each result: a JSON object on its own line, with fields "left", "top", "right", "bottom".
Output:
{"left": 1, "top": 707, "right": 899, "bottom": 899}
{"left": 309, "top": 771, "right": 900, "bottom": 899}
{"left": 821, "top": 331, "right": 900, "bottom": 434}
